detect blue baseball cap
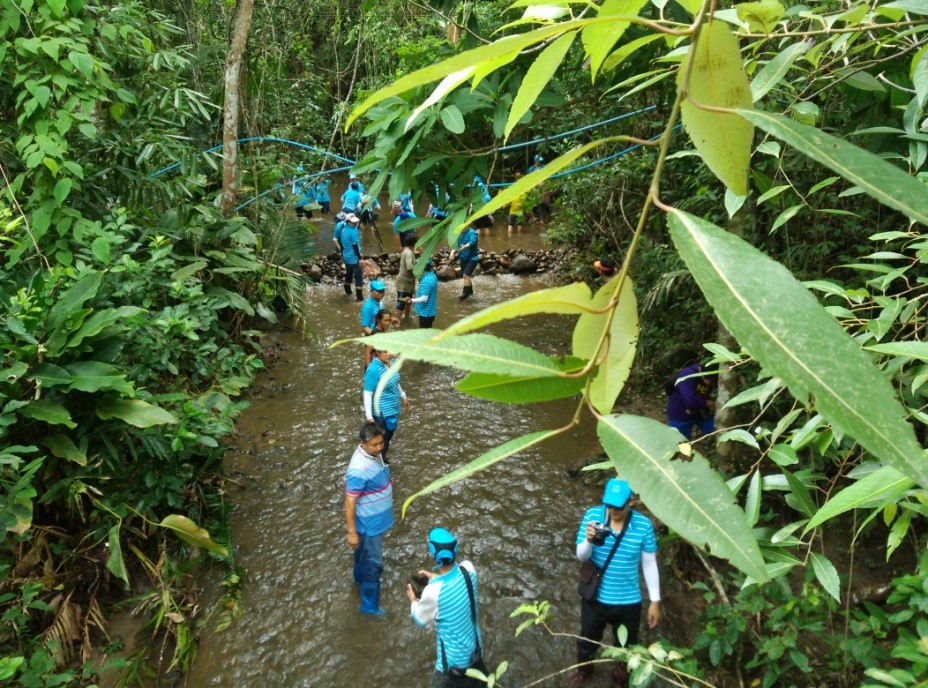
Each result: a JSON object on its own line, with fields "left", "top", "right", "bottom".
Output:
{"left": 370, "top": 280, "right": 386, "bottom": 292}
{"left": 428, "top": 528, "right": 458, "bottom": 564}
{"left": 603, "top": 478, "right": 632, "bottom": 508}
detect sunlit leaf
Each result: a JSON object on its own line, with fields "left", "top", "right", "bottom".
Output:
{"left": 107, "top": 524, "right": 129, "bottom": 586}
{"left": 582, "top": 0, "right": 648, "bottom": 80}
{"left": 736, "top": 108, "right": 928, "bottom": 226}
{"left": 810, "top": 552, "right": 841, "bottom": 602}
{"left": 601, "top": 33, "right": 663, "bottom": 73}
{"left": 441, "top": 282, "right": 595, "bottom": 338}
{"left": 736, "top": 0, "right": 785, "bottom": 32}
{"left": 805, "top": 466, "right": 916, "bottom": 531}
{"left": 751, "top": 41, "right": 808, "bottom": 102}
{"left": 865, "top": 340, "right": 928, "bottom": 362}
{"left": 96, "top": 399, "right": 178, "bottom": 427}
{"left": 745, "top": 469, "right": 762, "bottom": 526}
{"left": 356, "top": 329, "right": 563, "bottom": 377}
{"left": 506, "top": 32, "right": 577, "bottom": 139}
{"left": 678, "top": 21, "right": 754, "bottom": 194}
{"left": 160, "top": 514, "right": 229, "bottom": 556}
{"left": 572, "top": 275, "right": 637, "bottom": 414}
{"left": 668, "top": 209, "right": 928, "bottom": 489}
{"left": 402, "top": 430, "right": 560, "bottom": 517}
{"left": 598, "top": 414, "right": 768, "bottom": 581}
{"left": 455, "top": 355, "right": 589, "bottom": 403}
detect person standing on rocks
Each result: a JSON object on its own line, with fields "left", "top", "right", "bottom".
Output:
{"left": 568, "top": 478, "right": 661, "bottom": 688}
{"left": 396, "top": 233, "right": 417, "bottom": 322}
{"left": 341, "top": 214, "right": 364, "bottom": 300}
{"left": 406, "top": 527, "right": 487, "bottom": 688}
{"left": 405, "top": 259, "right": 438, "bottom": 328}
{"left": 363, "top": 348, "right": 409, "bottom": 462}
{"left": 450, "top": 225, "right": 479, "bottom": 300}
{"left": 345, "top": 422, "right": 393, "bottom": 617}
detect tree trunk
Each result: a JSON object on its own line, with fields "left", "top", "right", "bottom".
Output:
{"left": 220, "top": 0, "right": 254, "bottom": 217}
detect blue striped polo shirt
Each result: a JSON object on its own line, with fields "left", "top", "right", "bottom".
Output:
{"left": 345, "top": 445, "right": 393, "bottom": 536}
{"left": 340, "top": 224, "right": 360, "bottom": 264}
{"left": 363, "top": 358, "right": 402, "bottom": 418}
{"left": 414, "top": 272, "right": 438, "bottom": 318}
{"left": 411, "top": 561, "right": 482, "bottom": 671}
{"left": 575, "top": 507, "right": 656, "bottom": 605}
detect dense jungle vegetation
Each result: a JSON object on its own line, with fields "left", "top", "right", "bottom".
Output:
{"left": 2, "top": 0, "right": 928, "bottom": 686}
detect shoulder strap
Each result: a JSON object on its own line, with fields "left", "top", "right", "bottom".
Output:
{"left": 600, "top": 511, "right": 632, "bottom": 577}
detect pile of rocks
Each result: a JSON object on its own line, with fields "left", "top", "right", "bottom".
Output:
{"left": 303, "top": 247, "right": 574, "bottom": 284}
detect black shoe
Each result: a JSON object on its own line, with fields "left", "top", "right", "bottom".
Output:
{"left": 344, "top": 284, "right": 352, "bottom": 295}
{"left": 355, "top": 289, "right": 364, "bottom": 302}
{"left": 459, "top": 286, "right": 473, "bottom": 301}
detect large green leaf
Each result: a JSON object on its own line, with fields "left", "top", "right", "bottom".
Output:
{"left": 43, "top": 434, "right": 86, "bottom": 465}
{"left": 805, "top": 466, "right": 916, "bottom": 531}
{"left": 64, "top": 361, "right": 134, "bottom": 395}
{"left": 582, "top": 0, "right": 649, "bottom": 79}
{"left": 20, "top": 399, "right": 76, "bottom": 429}
{"left": 96, "top": 399, "right": 178, "bottom": 427}
{"left": 347, "top": 19, "right": 602, "bottom": 129}
{"left": 455, "top": 356, "right": 589, "bottom": 403}
{"left": 160, "top": 514, "right": 229, "bottom": 556}
{"left": 506, "top": 32, "right": 577, "bottom": 139}
{"left": 668, "top": 209, "right": 928, "bottom": 489}
{"left": 572, "top": 275, "right": 638, "bottom": 414}
{"left": 357, "top": 330, "right": 562, "bottom": 377}
{"left": 47, "top": 271, "right": 102, "bottom": 332}
{"left": 107, "top": 524, "right": 129, "bottom": 587}
{"left": 678, "top": 21, "right": 754, "bottom": 195}
{"left": 736, "top": 109, "right": 928, "bottom": 226}
{"left": 751, "top": 41, "right": 808, "bottom": 102}
{"left": 810, "top": 552, "right": 841, "bottom": 602}
{"left": 865, "top": 340, "right": 928, "bottom": 362}
{"left": 401, "top": 429, "right": 559, "bottom": 517}
{"left": 441, "top": 282, "right": 595, "bottom": 338}
{"left": 66, "top": 306, "right": 144, "bottom": 349}
{"left": 598, "top": 414, "right": 769, "bottom": 582}
{"left": 30, "top": 363, "right": 71, "bottom": 388}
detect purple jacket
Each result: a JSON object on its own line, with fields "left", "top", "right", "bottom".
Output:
{"left": 667, "top": 363, "right": 712, "bottom": 422}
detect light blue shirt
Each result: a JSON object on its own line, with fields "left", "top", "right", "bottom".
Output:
{"left": 361, "top": 296, "right": 385, "bottom": 330}
{"left": 340, "top": 224, "right": 360, "bottom": 264}
{"left": 414, "top": 272, "right": 438, "bottom": 318}
{"left": 363, "top": 358, "right": 403, "bottom": 418}
{"left": 457, "top": 228, "right": 479, "bottom": 262}
{"left": 345, "top": 446, "right": 393, "bottom": 536}
{"left": 411, "top": 561, "right": 482, "bottom": 672}
{"left": 575, "top": 507, "right": 656, "bottom": 605}
{"left": 312, "top": 179, "right": 331, "bottom": 202}
{"left": 341, "top": 188, "right": 363, "bottom": 213}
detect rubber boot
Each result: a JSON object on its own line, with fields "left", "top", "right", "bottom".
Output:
{"left": 344, "top": 283, "right": 352, "bottom": 295}
{"left": 355, "top": 288, "right": 364, "bottom": 302}
{"left": 358, "top": 582, "right": 386, "bottom": 617}
{"left": 565, "top": 655, "right": 594, "bottom": 687}
{"left": 459, "top": 285, "right": 474, "bottom": 301}
{"left": 612, "top": 662, "right": 629, "bottom": 688}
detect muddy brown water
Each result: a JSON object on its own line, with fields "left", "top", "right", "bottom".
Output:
{"left": 185, "top": 213, "right": 685, "bottom": 688}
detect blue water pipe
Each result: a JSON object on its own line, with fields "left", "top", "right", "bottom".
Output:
{"left": 497, "top": 105, "right": 657, "bottom": 152}
{"left": 234, "top": 165, "right": 353, "bottom": 212}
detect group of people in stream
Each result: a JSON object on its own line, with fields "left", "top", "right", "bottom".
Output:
{"left": 299, "top": 169, "right": 718, "bottom": 688}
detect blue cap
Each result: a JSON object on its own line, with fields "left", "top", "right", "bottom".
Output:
{"left": 534, "top": 154, "right": 544, "bottom": 162}
{"left": 603, "top": 478, "right": 632, "bottom": 508}
{"left": 428, "top": 528, "right": 458, "bottom": 564}
{"left": 370, "top": 280, "right": 386, "bottom": 292}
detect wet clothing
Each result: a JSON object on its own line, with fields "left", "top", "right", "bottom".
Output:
{"left": 411, "top": 561, "right": 483, "bottom": 675}
{"left": 667, "top": 363, "right": 714, "bottom": 439}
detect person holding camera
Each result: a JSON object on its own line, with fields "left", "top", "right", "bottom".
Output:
{"left": 345, "top": 423, "right": 393, "bottom": 617}
{"left": 407, "top": 528, "right": 487, "bottom": 688}
{"left": 568, "top": 478, "right": 661, "bottom": 688}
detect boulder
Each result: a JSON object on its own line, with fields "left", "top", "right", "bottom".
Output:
{"left": 436, "top": 265, "right": 458, "bottom": 281}
{"left": 509, "top": 254, "right": 538, "bottom": 274}
{"left": 307, "top": 264, "right": 323, "bottom": 282}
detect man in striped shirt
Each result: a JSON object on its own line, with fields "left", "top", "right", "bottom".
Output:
{"left": 569, "top": 478, "right": 661, "bottom": 688}
{"left": 345, "top": 423, "right": 394, "bottom": 617}
{"left": 407, "top": 528, "right": 486, "bottom": 687}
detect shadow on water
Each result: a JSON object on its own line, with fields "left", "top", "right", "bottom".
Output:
{"left": 186, "top": 210, "right": 686, "bottom": 688}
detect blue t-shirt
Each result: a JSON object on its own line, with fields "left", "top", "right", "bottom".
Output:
{"left": 397, "top": 191, "right": 413, "bottom": 213}
{"left": 312, "top": 179, "right": 331, "bottom": 202}
{"left": 457, "top": 228, "right": 479, "bottom": 263}
{"left": 364, "top": 357, "right": 403, "bottom": 418}
{"left": 345, "top": 446, "right": 393, "bottom": 536}
{"left": 333, "top": 220, "right": 345, "bottom": 246}
{"left": 575, "top": 507, "right": 657, "bottom": 605}
{"left": 414, "top": 272, "right": 438, "bottom": 318}
{"left": 292, "top": 179, "right": 314, "bottom": 207}
{"left": 411, "top": 562, "right": 481, "bottom": 672}
{"left": 361, "top": 296, "right": 385, "bottom": 330}
{"left": 393, "top": 212, "right": 416, "bottom": 234}
{"left": 341, "top": 188, "right": 363, "bottom": 213}
{"left": 340, "top": 224, "right": 361, "bottom": 264}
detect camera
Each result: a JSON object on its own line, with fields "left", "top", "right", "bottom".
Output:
{"left": 408, "top": 573, "right": 430, "bottom": 599}
{"left": 590, "top": 522, "right": 611, "bottom": 546}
